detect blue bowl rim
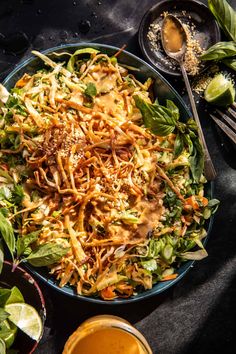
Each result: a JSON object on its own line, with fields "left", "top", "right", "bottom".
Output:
{"left": 2, "top": 42, "right": 214, "bottom": 305}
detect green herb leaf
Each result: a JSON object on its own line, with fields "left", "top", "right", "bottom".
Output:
{"left": 26, "top": 243, "right": 69, "bottom": 267}
{"left": 0, "top": 337, "right": 6, "bottom": 354}
{"left": 188, "top": 137, "right": 204, "bottom": 183}
{"left": 0, "top": 289, "right": 11, "bottom": 307}
{"left": 0, "top": 308, "right": 9, "bottom": 323}
{"left": 11, "top": 185, "right": 24, "bottom": 206}
{"left": 166, "top": 100, "right": 179, "bottom": 120}
{"left": 84, "top": 82, "right": 97, "bottom": 99}
{"left": 208, "top": 0, "right": 236, "bottom": 41}
{"left": 200, "top": 41, "right": 236, "bottom": 61}
{"left": 0, "top": 213, "right": 15, "bottom": 258}
{"left": 5, "top": 286, "right": 24, "bottom": 305}
{"left": 5, "top": 96, "right": 18, "bottom": 109}
{"left": 222, "top": 58, "right": 236, "bottom": 71}
{"left": 0, "top": 241, "right": 3, "bottom": 274}
{"left": 186, "top": 118, "right": 198, "bottom": 133}
{"left": 206, "top": 198, "right": 220, "bottom": 215}
{"left": 134, "top": 96, "right": 176, "bottom": 136}
{"left": 16, "top": 230, "right": 41, "bottom": 258}
{"left": 173, "top": 133, "right": 184, "bottom": 158}
{"left": 67, "top": 48, "right": 100, "bottom": 72}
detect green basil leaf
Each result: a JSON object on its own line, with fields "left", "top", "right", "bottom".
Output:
{"left": 0, "top": 241, "right": 4, "bottom": 274}
{"left": 0, "top": 289, "right": 11, "bottom": 307}
{"left": 134, "top": 95, "right": 176, "bottom": 136}
{"left": 11, "top": 184, "right": 24, "bottom": 206}
{"left": 84, "top": 82, "right": 97, "bottom": 98}
{"left": 207, "top": 198, "right": 220, "bottom": 214}
{"left": 0, "top": 308, "right": 9, "bottom": 323}
{"left": 0, "top": 337, "right": 6, "bottom": 354}
{"left": 174, "top": 133, "right": 184, "bottom": 158}
{"left": 208, "top": 0, "right": 236, "bottom": 41}
{"left": 67, "top": 48, "right": 100, "bottom": 72}
{"left": 222, "top": 58, "right": 236, "bottom": 71}
{"left": 200, "top": 41, "right": 236, "bottom": 61}
{"left": 16, "top": 230, "right": 41, "bottom": 258}
{"left": 0, "top": 213, "right": 15, "bottom": 258}
{"left": 5, "top": 286, "right": 24, "bottom": 305}
{"left": 188, "top": 137, "right": 204, "bottom": 183}
{"left": 166, "top": 99, "right": 179, "bottom": 120}
{"left": 0, "top": 209, "right": 8, "bottom": 218}
{"left": 186, "top": 118, "right": 198, "bottom": 133}
{"left": 26, "top": 243, "right": 69, "bottom": 267}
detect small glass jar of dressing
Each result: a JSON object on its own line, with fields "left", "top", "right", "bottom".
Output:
{"left": 62, "top": 315, "right": 153, "bottom": 354}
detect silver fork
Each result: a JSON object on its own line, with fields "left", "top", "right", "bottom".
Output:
{"left": 210, "top": 103, "right": 236, "bottom": 145}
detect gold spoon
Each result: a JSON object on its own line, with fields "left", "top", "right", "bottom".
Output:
{"left": 161, "top": 14, "right": 216, "bottom": 181}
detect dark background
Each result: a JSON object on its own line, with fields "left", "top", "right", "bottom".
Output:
{"left": 0, "top": 1, "right": 236, "bottom": 353}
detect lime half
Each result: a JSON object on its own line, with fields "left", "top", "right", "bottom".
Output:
{"left": 5, "top": 303, "right": 43, "bottom": 341}
{"left": 204, "top": 73, "right": 235, "bottom": 107}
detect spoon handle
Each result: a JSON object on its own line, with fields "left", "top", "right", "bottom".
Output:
{"left": 180, "top": 63, "right": 216, "bottom": 181}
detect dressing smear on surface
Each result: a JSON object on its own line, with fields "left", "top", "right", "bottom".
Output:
{"left": 70, "top": 328, "right": 146, "bottom": 354}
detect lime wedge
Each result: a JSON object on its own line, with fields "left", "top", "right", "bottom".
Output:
{"left": 6, "top": 286, "right": 25, "bottom": 305}
{"left": 204, "top": 73, "right": 235, "bottom": 107}
{"left": 5, "top": 303, "right": 43, "bottom": 341}
{"left": 0, "top": 320, "right": 17, "bottom": 348}
{"left": 0, "top": 338, "right": 6, "bottom": 353}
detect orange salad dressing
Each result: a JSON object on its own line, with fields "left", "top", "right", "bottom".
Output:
{"left": 163, "top": 17, "right": 184, "bottom": 53}
{"left": 70, "top": 327, "right": 147, "bottom": 354}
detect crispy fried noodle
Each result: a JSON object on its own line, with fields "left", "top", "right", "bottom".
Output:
{"left": 0, "top": 48, "right": 219, "bottom": 300}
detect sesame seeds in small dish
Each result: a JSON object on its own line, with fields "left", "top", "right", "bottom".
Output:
{"left": 139, "top": 0, "right": 221, "bottom": 77}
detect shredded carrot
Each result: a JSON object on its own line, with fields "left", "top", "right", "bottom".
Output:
{"left": 114, "top": 44, "right": 127, "bottom": 57}
{"left": 160, "top": 274, "right": 178, "bottom": 281}
{"left": 185, "top": 196, "right": 199, "bottom": 210}
{"left": 100, "top": 285, "right": 116, "bottom": 300}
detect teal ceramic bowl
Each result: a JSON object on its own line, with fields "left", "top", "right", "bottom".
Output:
{"left": 2, "top": 43, "right": 214, "bottom": 304}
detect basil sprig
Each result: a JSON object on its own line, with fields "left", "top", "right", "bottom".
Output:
{"left": 208, "top": 0, "right": 236, "bottom": 42}
{"left": 16, "top": 230, "right": 41, "bottom": 258}
{"left": 26, "top": 243, "right": 69, "bottom": 267}
{"left": 0, "top": 212, "right": 15, "bottom": 259}
{"left": 134, "top": 96, "right": 177, "bottom": 136}
{"left": 200, "top": 41, "right": 236, "bottom": 61}
{"left": 0, "top": 212, "right": 69, "bottom": 270}
{"left": 222, "top": 57, "right": 236, "bottom": 70}
{"left": 200, "top": 1, "right": 236, "bottom": 71}
{"left": 134, "top": 96, "right": 204, "bottom": 182}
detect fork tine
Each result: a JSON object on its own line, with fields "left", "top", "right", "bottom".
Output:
{"left": 228, "top": 107, "right": 236, "bottom": 120}
{"left": 216, "top": 109, "right": 236, "bottom": 131}
{"left": 210, "top": 114, "right": 236, "bottom": 145}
